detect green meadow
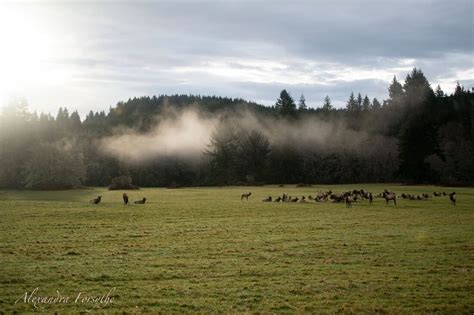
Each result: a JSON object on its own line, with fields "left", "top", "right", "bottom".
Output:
{"left": 0, "top": 185, "right": 473, "bottom": 314}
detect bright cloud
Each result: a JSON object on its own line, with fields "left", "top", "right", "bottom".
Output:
{"left": 0, "top": 1, "right": 472, "bottom": 114}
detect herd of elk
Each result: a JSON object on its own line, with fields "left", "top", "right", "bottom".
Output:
{"left": 89, "top": 194, "right": 147, "bottom": 205}
{"left": 91, "top": 189, "right": 459, "bottom": 207}
{"left": 251, "top": 188, "right": 458, "bottom": 207}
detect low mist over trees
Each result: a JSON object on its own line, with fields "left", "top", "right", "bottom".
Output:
{"left": 0, "top": 68, "right": 473, "bottom": 189}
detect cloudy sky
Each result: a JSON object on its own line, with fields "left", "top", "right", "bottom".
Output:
{"left": 0, "top": 0, "right": 472, "bottom": 115}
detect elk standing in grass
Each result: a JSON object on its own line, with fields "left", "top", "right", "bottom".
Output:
{"left": 123, "top": 193, "right": 129, "bottom": 205}
{"left": 345, "top": 196, "right": 354, "bottom": 208}
{"left": 241, "top": 192, "right": 252, "bottom": 201}
{"left": 383, "top": 192, "right": 397, "bottom": 205}
{"left": 449, "top": 192, "right": 456, "bottom": 206}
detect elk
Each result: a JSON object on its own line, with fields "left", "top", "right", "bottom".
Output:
{"left": 368, "top": 192, "right": 373, "bottom": 205}
{"left": 449, "top": 192, "right": 456, "bottom": 206}
{"left": 383, "top": 192, "right": 397, "bottom": 205}
{"left": 291, "top": 197, "right": 299, "bottom": 202}
{"left": 331, "top": 193, "right": 345, "bottom": 203}
{"left": 262, "top": 196, "right": 272, "bottom": 202}
{"left": 274, "top": 196, "right": 282, "bottom": 202}
{"left": 345, "top": 196, "right": 354, "bottom": 208}
{"left": 241, "top": 192, "right": 252, "bottom": 201}
{"left": 134, "top": 197, "right": 147, "bottom": 204}
{"left": 123, "top": 193, "right": 129, "bottom": 205}
{"left": 90, "top": 196, "right": 102, "bottom": 204}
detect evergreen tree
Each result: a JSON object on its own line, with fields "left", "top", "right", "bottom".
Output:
{"left": 454, "top": 81, "right": 464, "bottom": 96}
{"left": 403, "top": 68, "right": 434, "bottom": 106}
{"left": 356, "top": 93, "right": 363, "bottom": 110}
{"left": 298, "top": 94, "right": 307, "bottom": 111}
{"left": 237, "top": 130, "right": 270, "bottom": 181}
{"left": 372, "top": 98, "right": 381, "bottom": 110}
{"left": 205, "top": 118, "right": 241, "bottom": 184}
{"left": 346, "top": 92, "right": 357, "bottom": 111}
{"left": 388, "top": 76, "right": 404, "bottom": 105}
{"left": 398, "top": 68, "right": 437, "bottom": 182}
{"left": 23, "top": 141, "right": 86, "bottom": 189}
{"left": 322, "top": 95, "right": 332, "bottom": 111}
{"left": 362, "top": 95, "right": 371, "bottom": 111}
{"left": 275, "top": 89, "right": 297, "bottom": 117}
{"left": 70, "top": 111, "right": 82, "bottom": 131}
{"left": 435, "top": 84, "right": 444, "bottom": 97}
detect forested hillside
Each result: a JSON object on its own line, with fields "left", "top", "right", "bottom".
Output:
{"left": 0, "top": 68, "right": 473, "bottom": 189}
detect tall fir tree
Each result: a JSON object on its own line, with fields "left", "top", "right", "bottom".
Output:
{"left": 372, "top": 97, "right": 381, "bottom": 110}
{"left": 388, "top": 76, "right": 404, "bottom": 105}
{"left": 322, "top": 95, "right": 332, "bottom": 111}
{"left": 454, "top": 81, "right": 464, "bottom": 96}
{"left": 346, "top": 92, "right": 357, "bottom": 111}
{"left": 298, "top": 94, "right": 307, "bottom": 111}
{"left": 435, "top": 84, "right": 444, "bottom": 97}
{"left": 362, "top": 95, "right": 371, "bottom": 111}
{"left": 275, "top": 89, "right": 297, "bottom": 117}
{"left": 356, "top": 93, "right": 363, "bottom": 111}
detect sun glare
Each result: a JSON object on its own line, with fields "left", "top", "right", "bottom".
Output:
{"left": 0, "top": 4, "right": 54, "bottom": 106}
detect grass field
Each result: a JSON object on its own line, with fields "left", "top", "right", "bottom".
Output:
{"left": 0, "top": 184, "right": 473, "bottom": 314}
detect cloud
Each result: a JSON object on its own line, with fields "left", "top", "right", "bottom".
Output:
{"left": 1, "top": 0, "right": 472, "bottom": 114}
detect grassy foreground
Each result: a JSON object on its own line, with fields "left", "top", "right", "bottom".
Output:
{"left": 0, "top": 184, "right": 473, "bottom": 314}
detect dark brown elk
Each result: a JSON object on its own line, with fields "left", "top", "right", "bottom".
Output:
{"left": 449, "top": 192, "right": 456, "bottom": 206}
{"left": 90, "top": 196, "right": 102, "bottom": 204}
{"left": 262, "top": 196, "right": 272, "bottom": 202}
{"left": 123, "top": 193, "right": 129, "bottom": 205}
{"left": 274, "top": 196, "right": 282, "bottom": 202}
{"left": 291, "top": 197, "right": 299, "bottom": 202}
{"left": 241, "top": 192, "right": 252, "bottom": 201}
{"left": 134, "top": 197, "right": 147, "bottom": 204}
{"left": 330, "top": 193, "right": 345, "bottom": 203}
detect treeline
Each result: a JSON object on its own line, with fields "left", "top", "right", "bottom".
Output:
{"left": 0, "top": 68, "right": 473, "bottom": 189}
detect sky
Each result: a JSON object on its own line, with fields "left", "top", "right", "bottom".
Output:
{"left": 0, "top": 0, "right": 473, "bottom": 116}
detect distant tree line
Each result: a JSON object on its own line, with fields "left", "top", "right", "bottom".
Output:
{"left": 0, "top": 68, "right": 472, "bottom": 189}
